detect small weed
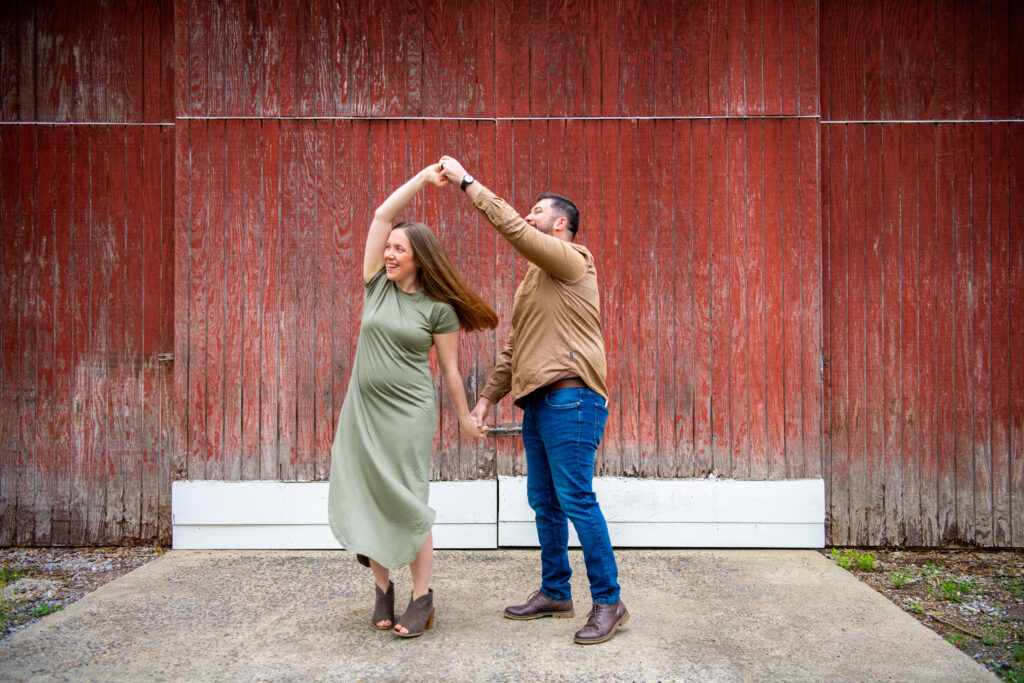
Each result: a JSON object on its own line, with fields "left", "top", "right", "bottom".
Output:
{"left": 984, "top": 627, "right": 1009, "bottom": 646}
{"left": 908, "top": 603, "right": 924, "bottom": 614}
{"left": 889, "top": 568, "right": 911, "bottom": 589}
{"left": 0, "top": 567, "right": 24, "bottom": 584}
{"left": 947, "top": 635, "right": 967, "bottom": 648}
{"left": 830, "top": 549, "right": 878, "bottom": 572}
{"left": 939, "top": 577, "right": 976, "bottom": 602}
{"left": 921, "top": 561, "right": 945, "bottom": 579}
{"left": 1014, "top": 644, "right": 1024, "bottom": 665}
{"left": 30, "top": 603, "right": 62, "bottom": 618}
{"left": 1002, "top": 579, "right": 1024, "bottom": 597}
{"left": 994, "top": 663, "right": 1024, "bottom": 683}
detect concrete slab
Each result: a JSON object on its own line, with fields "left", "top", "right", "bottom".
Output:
{"left": 0, "top": 549, "right": 995, "bottom": 681}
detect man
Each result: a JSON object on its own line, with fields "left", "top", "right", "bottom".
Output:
{"left": 438, "top": 156, "right": 628, "bottom": 645}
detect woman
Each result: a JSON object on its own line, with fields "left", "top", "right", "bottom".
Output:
{"left": 327, "top": 162, "right": 498, "bottom": 638}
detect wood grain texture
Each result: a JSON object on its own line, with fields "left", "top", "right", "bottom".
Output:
{"left": 822, "top": 121, "right": 1020, "bottom": 547}
{"left": 822, "top": 0, "right": 1020, "bottom": 121}
{"left": 3, "top": 0, "right": 1021, "bottom": 549}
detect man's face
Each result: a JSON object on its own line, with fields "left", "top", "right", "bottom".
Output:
{"left": 525, "top": 198, "right": 560, "bottom": 236}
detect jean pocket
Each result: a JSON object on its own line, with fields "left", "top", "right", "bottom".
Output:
{"left": 544, "top": 388, "right": 582, "bottom": 410}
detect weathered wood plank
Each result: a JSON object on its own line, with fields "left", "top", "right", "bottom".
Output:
{"left": 881, "top": 124, "right": 902, "bottom": 545}
{"left": 726, "top": 118, "right": 748, "bottom": 477}
{"left": 934, "top": 123, "right": 957, "bottom": 543}
{"left": 989, "top": 123, "right": 1011, "bottom": 546}
{"left": 636, "top": 120, "right": 657, "bottom": 472}
{"left": 746, "top": 119, "right": 768, "bottom": 480}
{"left": 898, "top": 123, "right": 922, "bottom": 545}
{"left": 51, "top": 126, "right": 74, "bottom": 545}
{"left": 708, "top": 120, "right": 730, "bottom": 476}
{"left": 763, "top": 120, "right": 786, "bottom": 479}
{"left": 241, "top": 119, "right": 263, "bottom": 479}
{"left": 952, "top": 123, "right": 975, "bottom": 543}
{"left": 825, "top": 125, "right": 851, "bottom": 544}
{"left": 619, "top": 119, "right": 640, "bottom": 474}
{"left": 312, "top": 120, "right": 334, "bottom": 480}
{"left": 596, "top": 119, "right": 620, "bottom": 474}
{"left": 691, "top": 119, "right": 713, "bottom": 476}
{"left": 14, "top": 127, "right": 37, "bottom": 545}
{"left": 105, "top": 127, "right": 127, "bottom": 543}
{"left": 85, "top": 126, "right": 109, "bottom": 544}
{"left": 971, "top": 124, "right": 994, "bottom": 546}
{"left": 1009, "top": 124, "right": 1024, "bottom": 547}
{"left": 260, "top": 119, "right": 283, "bottom": 481}
{"left": 798, "top": 118, "right": 821, "bottom": 479}
{"left": 122, "top": 125, "right": 145, "bottom": 541}
{"left": 206, "top": 119, "right": 228, "bottom": 481}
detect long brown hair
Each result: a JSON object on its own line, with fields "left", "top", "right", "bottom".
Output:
{"left": 393, "top": 221, "right": 498, "bottom": 332}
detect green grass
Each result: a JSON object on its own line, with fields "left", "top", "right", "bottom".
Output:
{"left": 984, "top": 627, "right": 1009, "bottom": 646}
{"left": 831, "top": 549, "right": 878, "bottom": 572}
{"left": 1002, "top": 578, "right": 1024, "bottom": 597}
{"left": 0, "top": 567, "right": 24, "bottom": 584}
{"left": 889, "top": 568, "right": 911, "bottom": 589}
{"left": 938, "top": 577, "right": 976, "bottom": 602}
{"left": 30, "top": 603, "right": 63, "bottom": 618}
{"left": 908, "top": 603, "right": 924, "bottom": 614}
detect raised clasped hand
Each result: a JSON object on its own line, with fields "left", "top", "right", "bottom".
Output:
{"left": 437, "top": 156, "right": 467, "bottom": 185}
{"left": 423, "top": 162, "right": 450, "bottom": 187}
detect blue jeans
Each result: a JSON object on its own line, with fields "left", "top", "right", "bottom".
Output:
{"left": 521, "top": 386, "right": 620, "bottom": 604}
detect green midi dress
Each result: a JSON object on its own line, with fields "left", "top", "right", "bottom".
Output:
{"left": 327, "top": 268, "right": 460, "bottom": 569}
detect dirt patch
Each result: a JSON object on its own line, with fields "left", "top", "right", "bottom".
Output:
{"left": 0, "top": 546, "right": 161, "bottom": 640}
{"left": 822, "top": 548, "right": 1024, "bottom": 681}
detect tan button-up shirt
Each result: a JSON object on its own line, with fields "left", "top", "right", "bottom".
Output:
{"left": 473, "top": 188, "right": 609, "bottom": 408}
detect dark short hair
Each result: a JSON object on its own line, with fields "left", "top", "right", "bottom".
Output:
{"left": 537, "top": 192, "right": 580, "bottom": 240}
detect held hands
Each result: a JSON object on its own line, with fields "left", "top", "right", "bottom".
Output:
{"left": 437, "top": 156, "right": 469, "bottom": 186}
{"left": 458, "top": 412, "right": 488, "bottom": 440}
{"left": 420, "top": 162, "right": 451, "bottom": 188}
{"left": 469, "top": 397, "right": 491, "bottom": 430}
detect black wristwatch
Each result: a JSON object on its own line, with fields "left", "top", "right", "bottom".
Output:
{"left": 460, "top": 174, "right": 475, "bottom": 192}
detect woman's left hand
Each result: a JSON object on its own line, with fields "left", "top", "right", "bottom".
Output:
{"left": 458, "top": 413, "right": 487, "bottom": 440}
{"left": 422, "top": 162, "right": 450, "bottom": 188}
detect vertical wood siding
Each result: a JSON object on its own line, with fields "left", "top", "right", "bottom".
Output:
{"left": 821, "top": 0, "right": 1024, "bottom": 121}
{"left": 170, "top": 0, "right": 818, "bottom": 118}
{"left": 0, "top": 125, "right": 175, "bottom": 546}
{"left": 2, "top": 0, "right": 1021, "bottom": 547}
{"left": 820, "top": 0, "right": 1023, "bottom": 546}
{"left": 0, "top": 1, "right": 176, "bottom": 545}
{"left": 174, "top": 117, "right": 822, "bottom": 482}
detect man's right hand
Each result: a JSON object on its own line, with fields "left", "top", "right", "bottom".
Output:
{"left": 469, "top": 396, "right": 492, "bottom": 427}
{"left": 438, "top": 156, "right": 468, "bottom": 185}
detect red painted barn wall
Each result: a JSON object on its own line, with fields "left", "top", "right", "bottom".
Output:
{"left": 820, "top": 0, "right": 1024, "bottom": 547}
{"left": 171, "top": 0, "right": 823, "bottom": 485}
{"left": 0, "top": 0, "right": 176, "bottom": 546}
{"left": 2, "top": 0, "right": 1020, "bottom": 547}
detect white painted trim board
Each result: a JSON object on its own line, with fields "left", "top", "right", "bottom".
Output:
{"left": 172, "top": 477, "right": 825, "bottom": 550}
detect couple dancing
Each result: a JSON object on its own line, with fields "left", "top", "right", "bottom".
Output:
{"left": 326, "top": 156, "right": 628, "bottom": 645}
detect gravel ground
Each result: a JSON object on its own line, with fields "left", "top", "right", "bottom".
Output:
{"left": 1, "top": 546, "right": 1021, "bottom": 679}
{"left": 821, "top": 548, "right": 1024, "bottom": 681}
{"left": 0, "top": 546, "right": 161, "bottom": 640}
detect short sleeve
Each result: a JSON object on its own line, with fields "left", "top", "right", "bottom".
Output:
{"left": 432, "top": 302, "right": 460, "bottom": 334}
{"left": 364, "top": 268, "right": 388, "bottom": 299}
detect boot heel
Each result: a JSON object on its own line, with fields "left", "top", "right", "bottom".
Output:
{"left": 553, "top": 610, "right": 576, "bottom": 619}
{"left": 395, "top": 589, "right": 435, "bottom": 638}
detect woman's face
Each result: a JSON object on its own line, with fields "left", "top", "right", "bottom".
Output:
{"left": 384, "top": 228, "right": 418, "bottom": 285}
